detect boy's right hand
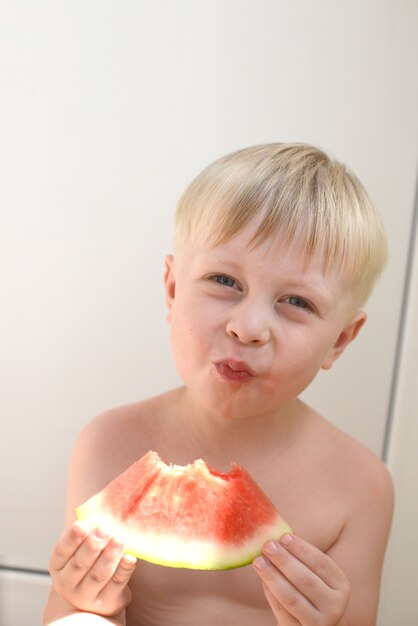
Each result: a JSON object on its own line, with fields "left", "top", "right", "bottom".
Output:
{"left": 48, "top": 522, "right": 137, "bottom": 617}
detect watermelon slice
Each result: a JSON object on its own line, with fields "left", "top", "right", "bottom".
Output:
{"left": 76, "top": 451, "right": 292, "bottom": 570}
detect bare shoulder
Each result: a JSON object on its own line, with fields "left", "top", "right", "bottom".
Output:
{"left": 300, "top": 404, "right": 393, "bottom": 504}
{"left": 325, "top": 416, "right": 395, "bottom": 550}
{"left": 303, "top": 411, "right": 395, "bottom": 624}
{"left": 319, "top": 411, "right": 393, "bottom": 512}
{"left": 64, "top": 389, "right": 181, "bottom": 524}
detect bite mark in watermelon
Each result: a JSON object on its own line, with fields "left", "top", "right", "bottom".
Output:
{"left": 76, "top": 451, "right": 292, "bottom": 570}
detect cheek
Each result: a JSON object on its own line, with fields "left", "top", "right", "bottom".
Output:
{"left": 169, "top": 306, "right": 207, "bottom": 366}
{"left": 268, "top": 334, "right": 331, "bottom": 390}
{"left": 170, "top": 316, "right": 193, "bottom": 357}
{"left": 172, "top": 296, "right": 217, "bottom": 337}
{"left": 286, "top": 336, "right": 337, "bottom": 385}
{"left": 169, "top": 324, "right": 192, "bottom": 385}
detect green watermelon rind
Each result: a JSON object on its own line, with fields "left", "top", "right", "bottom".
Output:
{"left": 76, "top": 492, "right": 293, "bottom": 570}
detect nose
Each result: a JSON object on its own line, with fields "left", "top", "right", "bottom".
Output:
{"left": 226, "top": 301, "right": 272, "bottom": 345}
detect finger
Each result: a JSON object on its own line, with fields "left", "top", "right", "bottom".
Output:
{"left": 276, "top": 534, "right": 347, "bottom": 589}
{"left": 111, "top": 553, "right": 137, "bottom": 585}
{"left": 49, "top": 522, "right": 89, "bottom": 572}
{"left": 80, "top": 538, "right": 126, "bottom": 591}
{"left": 263, "top": 583, "right": 301, "bottom": 626}
{"left": 262, "top": 539, "right": 329, "bottom": 610}
{"left": 96, "top": 553, "right": 137, "bottom": 611}
{"left": 253, "top": 555, "right": 316, "bottom": 622}
{"left": 60, "top": 527, "right": 112, "bottom": 588}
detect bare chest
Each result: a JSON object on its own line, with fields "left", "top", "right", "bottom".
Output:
{"left": 113, "top": 401, "right": 350, "bottom": 625}
{"left": 123, "top": 469, "right": 346, "bottom": 626}
{"left": 126, "top": 562, "right": 276, "bottom": 626}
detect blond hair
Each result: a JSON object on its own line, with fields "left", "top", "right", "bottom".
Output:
{"left": 174, "top": 143, "right": 388, "bottom": 306}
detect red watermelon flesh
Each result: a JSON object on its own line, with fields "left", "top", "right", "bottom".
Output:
{"left": 76, "top": 451, "right": 292, "bottom": 570}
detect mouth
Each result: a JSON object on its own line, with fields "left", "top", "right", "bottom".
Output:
{"left": 214, "top": 359, "right": 255, "bottom": 383}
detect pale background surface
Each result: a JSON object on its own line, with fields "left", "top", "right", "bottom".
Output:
{"left": 379, "top": 195, "right": 418, "bottom": 625}
{"left": 1, "top": 1, "right": 417, "bottom": 624}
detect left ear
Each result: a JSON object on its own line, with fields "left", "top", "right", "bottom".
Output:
{"left": 164, "top": 254, "right": 176, "bottom": 323}
{"left": 321, "top": 311, "right": 367, "bottom": 370}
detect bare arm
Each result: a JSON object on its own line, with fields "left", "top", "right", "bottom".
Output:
{"left": 46, "top": 608, "right": 124, "bottom": 625}
{"left": 326, "top": 460, "right": 394, "bottom": 625}
{"left": 253, "top": 456, "right": 394, "bottom": 626}
{"left": 44, "top": 413, "right": 138, "bottom": 625}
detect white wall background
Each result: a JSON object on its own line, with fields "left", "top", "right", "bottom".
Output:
{"left": 1, "top": 1, "right": 417, "bottom": 624}
{"left": 380, "top": 191, "right": 418, "bottom": 625}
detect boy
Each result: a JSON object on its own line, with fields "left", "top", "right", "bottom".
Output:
{"left": 44, "top": 143, "right": 394, "bottom": 626}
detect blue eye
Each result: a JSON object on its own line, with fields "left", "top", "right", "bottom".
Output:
{"left": 287, "top": 296, "right": 311, "bottom": 310}
{"left": 212, "top": 275, "right": 237, "bottom": 288}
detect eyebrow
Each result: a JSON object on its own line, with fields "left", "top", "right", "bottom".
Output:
{"left": 284, "top": 280, "right": 336, "bottom": 306}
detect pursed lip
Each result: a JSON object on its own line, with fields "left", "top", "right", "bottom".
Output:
{"left": 214, "top": 359, "right": 256, "bottom": 377}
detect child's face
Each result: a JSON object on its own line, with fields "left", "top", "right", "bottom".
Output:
{"left": 165, "top": 223, "right": 365, "bottom": 421}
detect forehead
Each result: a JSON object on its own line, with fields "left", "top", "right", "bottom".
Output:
{"left": 190, "top": 221, "right": 320, "bottom": 265}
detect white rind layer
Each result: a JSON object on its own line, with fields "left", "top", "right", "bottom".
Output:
{"left": 76, "top": 493, "right": 292, "bottom": 570}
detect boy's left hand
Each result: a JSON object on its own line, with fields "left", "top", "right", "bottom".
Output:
{"left": 253, "top": 534, "right": 350, "bottom": 626}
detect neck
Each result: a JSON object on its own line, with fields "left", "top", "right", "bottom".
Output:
{"left": 174, "top": 387, "right": 303, "bottom": 470}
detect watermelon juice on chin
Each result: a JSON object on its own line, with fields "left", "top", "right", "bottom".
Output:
{"left": 76, "top": 450, "right": 293, "bottom": 570}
